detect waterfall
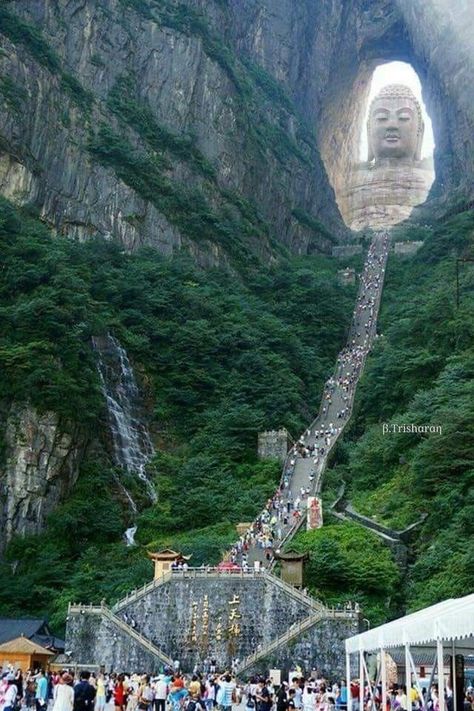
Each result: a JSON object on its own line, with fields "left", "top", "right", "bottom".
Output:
{"left": 124, "top": 525, "right": 138, "bottom": 547}
{"left": 92, "top": 334, "right": 158, "bottom": 542}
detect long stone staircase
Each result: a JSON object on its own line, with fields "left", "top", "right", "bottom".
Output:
{"left": 259, "top": 569, "right": 327, "bottom": 615}
{"left": 236, "top": 606, "right": 357, "bottom": 675}
{"left": 236, "top": 231, "right": 391, "bottom": 567}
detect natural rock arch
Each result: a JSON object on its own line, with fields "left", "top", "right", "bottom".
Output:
{"left": 231, "top": 0, "right": 474, "bottom": 223}
{"left": 313, "top": 0, "right": 474, "bottom": 223}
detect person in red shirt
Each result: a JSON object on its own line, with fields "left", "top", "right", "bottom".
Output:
{"left": 350, "top": 681, "right": 360, "bottom": 711}
{"left": 114, "top": 675, "right": 127, "bottom": 711}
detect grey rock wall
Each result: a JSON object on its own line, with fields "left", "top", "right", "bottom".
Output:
{"left": 397, "top": 0, "right": 474, "bottom": 205}
{"left": 117, "top": 576, "right": 314, "bottom": 667}
{"left": 66, "top": 612, "right": 162, "bottom": 675}
{"left": 257, "top": 430, "right": 288, "bottom": 463}
{"left": 393, "top": 241, "right": 423, "bottom": 255}
{"left": 2, "top": 0, "right": 471, "bottom": 265}
{"left": 0, "top": 402, "right": 87, "bottom": 550}
{"left": 0, "top": 0, "right": 345, "bottom": 265}
{"left": 244, "top": 618, "right": 359, "bottom": 680}
{"left": 332, "top": 245, "right": 363, "bottom": 258}
{"left": 229, "top": 0, "right": 474, "bottom": 223}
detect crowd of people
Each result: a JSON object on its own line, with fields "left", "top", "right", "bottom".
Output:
{"left": 0, "top": 668, "right": 380, "bottom": 711}
{"left": 3, "top": 667, "right": 473, "bottom": 711}
{"left": 0, "top": 668, "right": 239, "bottom": 711}
{"left": 227, "top": 232, "right": 391, "bottom": 569}
{"left": 348, "top": 678, "right": 474, "bottom": 711}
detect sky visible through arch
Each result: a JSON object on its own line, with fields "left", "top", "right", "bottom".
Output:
{"left": 359, "top": 61, "right": 435, "bottom": 161}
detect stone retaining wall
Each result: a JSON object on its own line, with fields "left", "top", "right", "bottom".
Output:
{"left": 393, "top": 241, "right": 423, "bottom": 255}
{"left": 245, "top": 617, "right": 359, "bottom": 679}
{"left": 66, "top": 612, "right": 160, "bottom": 674}
{"left": 344, "top": 505, "right": 402, "bottom": 540}
{"left": 67, "top": 575, "right": 357, "bottom": 675}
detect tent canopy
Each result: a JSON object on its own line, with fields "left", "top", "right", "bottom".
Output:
{"left": 346, "top": 593, "right": 474, "bottom": 654}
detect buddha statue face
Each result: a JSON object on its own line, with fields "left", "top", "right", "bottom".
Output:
{"left": 367, "top": 84, "right": 424, "bottom": 163}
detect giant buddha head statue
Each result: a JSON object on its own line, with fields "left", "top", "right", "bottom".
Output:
{"left": 367, "top": 84, "right": 424, "bottom": 164}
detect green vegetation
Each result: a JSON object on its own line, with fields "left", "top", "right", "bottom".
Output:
{"left": 0, "top": 75, "right": 26, "bottom": 113}
{"left": 3, "top": 0, "right": 473, "bottom": 634}
{"left": 0, "top": 197, "right": 355, "bottom": 628}
{"left": 320, "top": 208, "right": 474, "bottom": 616}
{"left": 0, "top": 462, "right": 148, "bottom": 629}
{"left": 0, "top": 202, "right": 104, "bottom": 421}
{"left": 7, "top": 193, "right": 472, "bottom": 628}
{"left": 0, "top": 7, "right": 93, "bottom": 109}
{"left": 290, "top": 522, "right": 401, "bottom": 626}
{"left": 108, "top": 76, "right": 217, "bottom": 181}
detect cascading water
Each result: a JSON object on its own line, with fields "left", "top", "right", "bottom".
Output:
{"left": 92, "top": 334, "right": 157, "bottom": 545}
{"left": 124, "top": 525, "right": 138, "bottom": 547}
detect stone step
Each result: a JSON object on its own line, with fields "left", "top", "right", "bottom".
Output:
{"left": 261, "top": 569, "right": 326, "bottom": 614}
{"left": 236, "top": 611, "right": 324, "bottom": 675}
{"left": 69, "top": 603, "right": 174, "bottom": 667}
{"left": 112, "top": 571, "right": 173, "bottom": 612}
{"left": 232, "top": 231, "right": 391, "bottom": 567}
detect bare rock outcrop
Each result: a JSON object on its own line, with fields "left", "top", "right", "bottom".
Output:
{"left": 0, "top": 403, "right": 87, "bottom": 550}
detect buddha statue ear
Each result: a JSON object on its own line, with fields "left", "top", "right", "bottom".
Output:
{"left": 415, "top": 119, "right": 425, "bottom": 161}
{"left": 367, "top": 122, "right": 375, "bottom": 162}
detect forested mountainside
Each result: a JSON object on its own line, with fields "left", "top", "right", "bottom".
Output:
{"left": 0, "top": 197, "right": 356, "bottom": 627}
{"left": 292, "top": 210, "right": 474, "bottom": 625}
{"left": 2, "top": 201, "right": 473, "bottom": 632}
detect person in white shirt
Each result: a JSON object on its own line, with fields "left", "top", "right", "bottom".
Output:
{"left": 152, "top": 677, "right": 168, "bottom": 711}
{"left": 217, "top": 675, "right": 235, "bottom": 711}
{"left": 2, "top": 675, "right": 18, "bottom": 711}
{"left": 52, "top": 673, "right": 74, "bottom": 711}
{"left": 302, "top": 686, "right": 315, "bottom": 711}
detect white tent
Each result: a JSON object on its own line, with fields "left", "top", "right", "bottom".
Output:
{"left": 345, "top": 593, "right": 474, "bottom": 711}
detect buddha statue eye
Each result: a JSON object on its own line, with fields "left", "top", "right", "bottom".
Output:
{"left": 398, "top": 113, "right": 412, "bottom": 121}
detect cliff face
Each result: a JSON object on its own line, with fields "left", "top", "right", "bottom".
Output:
{"left": 1, "top": 0, "right": 471, "bottom": 262}
{"left": 0, "top": 403, "right": 87, "bottom": 550}
{"left": 0, "top": 0, "right": 345, "bottom": 265}
{"left": 396, "top": 0, "right": 474, "bottom": 208}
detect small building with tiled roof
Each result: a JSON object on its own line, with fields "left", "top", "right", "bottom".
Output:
{"left": 0, "top": 636, "right": 54, "bottom": 672}
{"left": 148, "top": 549, "right": 192, "bottom": 579}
